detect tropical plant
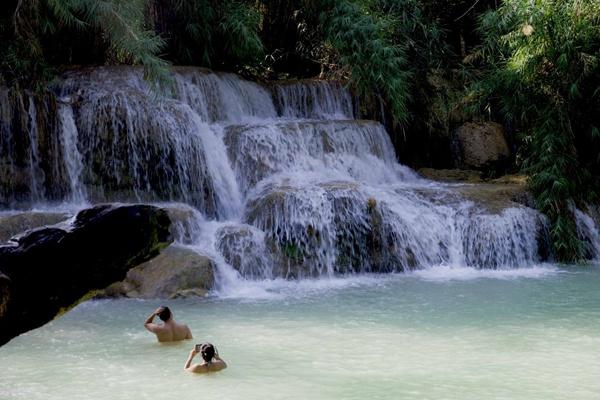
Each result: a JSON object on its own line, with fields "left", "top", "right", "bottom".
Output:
{"left": 475, "top": 0, "right": 600, "bottom": 261}
{"left": 169, "top": 0, "right": 264, "bottom": 68}
{"left": 1, "top": 0, "right": 170, "bottom": 89}
{"left": 323, "top": 0, "right": 412, "bottom": 125}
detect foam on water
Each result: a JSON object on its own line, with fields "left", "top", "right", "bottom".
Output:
{"left": 409, "top": 263, "right": 562, "bottom": 282}
{"left": 207, "top": 264, "right": 564, "bottom": 300}
{"left": 212, "top": 275, "right": 386, "bottom": 300}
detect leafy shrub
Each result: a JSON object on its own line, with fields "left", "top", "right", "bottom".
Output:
{"left": 475, "top": 0, "right": 600, "bottom": 261}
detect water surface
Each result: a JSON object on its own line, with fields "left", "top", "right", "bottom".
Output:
{"left": 2, "top": 264, "right": 600, "bottom": 400}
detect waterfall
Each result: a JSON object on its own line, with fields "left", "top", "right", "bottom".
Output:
{"left": 26, "top": 96, "right": 44, "bottom": 201}
{"left": 272, "top": 80, "right": 354, "bottom": 119}
{"left": 58, "top": 102, "right": 86, "bottom": 204}
{"left": 224, "top": 120, "right": 417, "bottom": 195}
{"left": 0, "top": 88, "right": 67, "bottom": 207}
{"left": 0, "top": 66, "right": 578, "bottom": 292}
{"left": 173, "top": 67, "right": 277, "bottom": 123}
{"left": 575, "top": 208, "right": 600, "bottom": 260}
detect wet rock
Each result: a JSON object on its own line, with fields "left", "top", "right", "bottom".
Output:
{"left": 452, "top": 122, "right": 510, "bottom": 172}
{"left": 99, "top": 245, "right": 214, "bottom": 299}
{"left": 0, "top": 87, "right": 70, "bottom": 207}
{"left": 161, "top": 203, "right": 204, "bottom": 244}
{"left": 418, "top": 169, "right": 533, "bottom": 214}
{"left": 418, "top": 168, "right": 483, "bottom": 183}
{"left": 584, "top": 204, "right": 600, "bottom": 227}
{"left": 244, "top": 182, "right": 410, "bottom": 276}
{"left": 456, "top": 183, "right": 534, "bottom": 214}
{"left": 0, "top": 204, "right": 172, "bottom": 346}
{"left": 0, "top": 211, "right": 71, "bottom": 243}
{"left": 217, "top": 224, "right": 276, "bottom": 279}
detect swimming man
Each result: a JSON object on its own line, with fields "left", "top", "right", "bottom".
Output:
{"left": 144, "top": 306, "right": 193, "bottom": 342}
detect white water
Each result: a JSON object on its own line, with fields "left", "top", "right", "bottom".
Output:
{"left": 26, "top": 96, "right": 43, "bottom": 201}
{"left": 273, "top": 80, "right": 354, "bottom": 119}
{"left": 2, "top": 66, "right": 600, "bottom": 291}
{"left": 3, "top": 67, "right": 600, "bottom": 400}
{"left": 57, "top": 102, "right": 86, "bottom": 204}
{"left": 575, "top": 208, "right": 600, "bottom": 260}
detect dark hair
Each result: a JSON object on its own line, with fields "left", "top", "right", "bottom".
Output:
{"left": 200, "top": 343, "right": 215, "bottom": 363}
{"left": 158, "top": 306, "right": 171, "bottom": 322}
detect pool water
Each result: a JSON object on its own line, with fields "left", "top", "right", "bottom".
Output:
{"left": 1, "top": 264, "right": 600, "bottom": 400}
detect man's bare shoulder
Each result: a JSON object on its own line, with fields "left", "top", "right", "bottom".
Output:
{"left": 175, "top": 323, "right": 193, "bottom": 337}
{"left": 144, "top": 322, "right": 166, "bottom": 333}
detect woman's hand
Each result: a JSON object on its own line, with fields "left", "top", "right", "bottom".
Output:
{"left": 184, "top": 347, "right": 196, "bottom": 370}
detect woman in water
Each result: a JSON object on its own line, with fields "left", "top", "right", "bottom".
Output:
{"left": 184, "top": 343, "right": 227, "bottom": 374}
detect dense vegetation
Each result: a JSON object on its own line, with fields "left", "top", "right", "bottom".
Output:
{"left": 473, "top": 0, "right": 600, "bottom": 261}
{"left": 1, "top": 0, "right": 599, "bottom": 261}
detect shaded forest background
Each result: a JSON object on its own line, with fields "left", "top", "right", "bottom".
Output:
{"left": 0, "top": 0, "right": 599, "bottom": 261}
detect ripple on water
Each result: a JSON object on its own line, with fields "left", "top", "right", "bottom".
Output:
{"left": 1, "top": 265, "right": 600, "bottom": 400}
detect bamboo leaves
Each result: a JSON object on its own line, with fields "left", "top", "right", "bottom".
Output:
{"left": 477, "top": 0, "right": 600, "bottom": 261}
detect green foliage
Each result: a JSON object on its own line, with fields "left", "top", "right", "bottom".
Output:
{"left": 309, "top": 0, "right": 447, "bottom": 127}
{"left": 1, "top": 0, "right": 445, "bottom": 122}
{"left": 1, "top": 0, "right": 170, "bottom": 89}
{"left": 219, "top": 1, "right": 264, "bottom": 64}
{"left": 171, "top": 0, "right": 263, "bottom": 68}
{"left": 281, "top": 241, "right": 304, "bottom": 262}
{"left": 366, "top": 0, "right": 448, "bottom": 69}
{"left": 475, "top": 0, "right": 600, "bottom": 261}
{"left": 323, "top": 0, "right": 412, "bottom": 124}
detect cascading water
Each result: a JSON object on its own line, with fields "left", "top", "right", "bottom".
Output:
{"left": 2, "top": 66, "right": 597, "bottom": 294}
{"left": 57, "top": 102, "right": 86, "bottom": 204}
{"left": 272, "top": 80, "right": 355, "bottom": 119}
{"left": 575, "top": 207, "right": 600, "bottom": 260}
{"left": 25, "top": 97, "right": 43, "bottom": 201}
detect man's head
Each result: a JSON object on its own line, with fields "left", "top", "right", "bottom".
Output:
{"left": 158, "top": 306, "right": 172, "bottom": 322}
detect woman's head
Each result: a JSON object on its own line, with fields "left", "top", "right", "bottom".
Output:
{"left": 200, "top": 343, "right": 215, "bottom": 362}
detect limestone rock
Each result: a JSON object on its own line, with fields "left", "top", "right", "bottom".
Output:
{"left": 217, "top": 225, "right": 274, "bottom": 279}
{"left": 418, "top": 168, "right": 533, "bottom": 213}
{"left": 452, "top": 122, "right": 510, "bottom": 172}
{"left": 0, "top": 211, "right": 71, "bottom": 243}
{"left": 456, "top": 183, "right": 534, "bottom": 214}
{"left": 101, "top": 245, "right": 214, "bottom": 299}
{"left": 418, "top": 168, "right": 483, "bottom": 183}
{"left": 0, "top": 204, "right": 172, "bottom": 346}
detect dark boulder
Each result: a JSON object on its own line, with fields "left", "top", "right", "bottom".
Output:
{"left": 451, "top": 122, "right": 511, "bottom": 174}
{"left": 0, "top": 204, "right": 172, "bottom": 346}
